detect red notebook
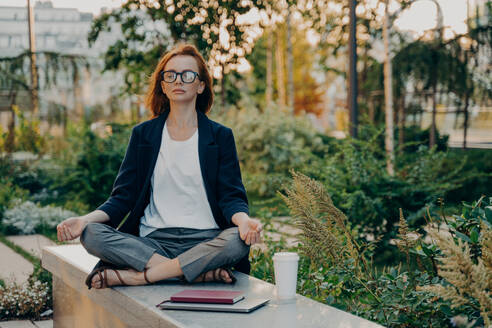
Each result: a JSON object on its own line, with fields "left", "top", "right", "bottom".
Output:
{"left": 169, "top": 289, "right": 245, "bottom": 304}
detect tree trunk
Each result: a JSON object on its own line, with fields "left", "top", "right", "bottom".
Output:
{"left": 430, "top": 83, "right": 437, "bottom": 148}
{"left": 369, "top": 98, "right": 375, "bottom": 123}
{"left": 348, "top": 0, "right": 358, "bottom": 137}
{"left": 275, "top": 26, "right": 286, "bottom": 109}
{"left": 286, "top": 5, "right": 294, "bottom": 113}
{"left": 383, "top": 0, "right": 394, "bottom": 175}
{"left": 266, "top": 28, "right": 273, "bottom": 108}
{"left": 27, "top": 0, "right": 39, "bottom": 118}
{"left": 398, "top": 91, "right": 406, "bottom": 151}
{"left": 463, "top": 92, "right": 469, "bottom": 149}
{"left": 6, "top": 92, "right": 16, "bottom": 154}
{"left": 73, "top": 64, "right": 83, "bottom": 121}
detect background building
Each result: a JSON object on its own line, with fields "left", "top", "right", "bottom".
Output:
{"left": 0, "top": 1, "right": 132, "bottom": 133}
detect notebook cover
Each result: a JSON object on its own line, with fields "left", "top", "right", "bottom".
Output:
{"left": 170, "top": 289, "right": 244, "bottom": 304}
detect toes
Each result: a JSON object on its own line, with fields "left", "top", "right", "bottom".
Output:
{"left": 91, "top": 276, "right": 100, "bottom": 288}
{"left": 221, "top": 269, "right": 232, "bottom": 282}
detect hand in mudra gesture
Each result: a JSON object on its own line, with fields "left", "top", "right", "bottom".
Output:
{"left": 238, "top": 218, "right": 263, "bottom": 245}
{"left": 57, "top": 217, "right": 87, "bottom": 242}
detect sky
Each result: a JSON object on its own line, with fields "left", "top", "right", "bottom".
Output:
{"left": 2, "top": 0, "right": 472, "bottom": 38}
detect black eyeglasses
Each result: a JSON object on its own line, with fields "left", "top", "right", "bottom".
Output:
{"left": 161, "top": 70, "right": 201, "bottom": 83}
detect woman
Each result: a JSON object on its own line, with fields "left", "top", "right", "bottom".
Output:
{"left": 56, "top": 43, "right": 262, "bottom": 289}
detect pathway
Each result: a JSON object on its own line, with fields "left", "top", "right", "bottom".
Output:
{"left": 0, "top": 234, "right": 58, "bottom": 328}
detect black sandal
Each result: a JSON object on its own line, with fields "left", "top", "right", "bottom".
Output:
{"left": 143, "top": 268, "right": 152, "bottom": 284}
{"left": 195, "top": 268, "right": 237, "bottom": 284}
{"left": 85, "top": 266, "right": 127, "bottom": 289}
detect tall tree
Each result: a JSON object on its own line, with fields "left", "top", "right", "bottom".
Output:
{"left": 286, "top": 1, "right": 294, "bottom": 113}
{"left": 383, "top": 0, "right": 394, "bottom": 175}
{"left": 88, "top": 0, "right": 266, "bottom": 107}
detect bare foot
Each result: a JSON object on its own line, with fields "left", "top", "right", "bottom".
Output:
{"left": 91, "top": 268, "right": 144, "bottom": 289}
{"left": 193, "top": 268, "right": 234, "bottom": 284}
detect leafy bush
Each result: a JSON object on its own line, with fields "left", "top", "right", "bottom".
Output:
{"left": 48, "top": 123, "right": 132, "bottom": 209}
{"left": 2, "top": 200, "right": 77, "bottom": 235}
{"left": 417, "top": 196, "right": 492, "bottom": 326}
{"left": 0, "top": 158, "right": 30, "bottom": 225}
{"left": 445, "top": 149, "right": 492, "bottom": 204}
{"left": 219, "top": 106, "right": 326, "bottom": 198}
{"left": 0, "top": 105, "right": 47, "bottom": 155}
{"left": 316, "top": 130, "right": 470, "bottom": 248}
{"left": 254, "top": 170, "right": 492, "bottom": 327}
{"left": 218, "top": 109, "right": 477, "bottom": 246}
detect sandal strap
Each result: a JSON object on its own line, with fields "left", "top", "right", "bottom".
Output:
{"left": 102, "top": 270, "right": 107, "bottom": 288}
{"left": 213, "top": 268, "right": 221, "bottom": 282}
{"left": 143, "top": 268, "right": 152, "bottom": 284}
{"left": 224, "top": 268, "right": 237, "bottom": 284}
{"left": 112, "top": 269, "right": 127, "bottom": 286}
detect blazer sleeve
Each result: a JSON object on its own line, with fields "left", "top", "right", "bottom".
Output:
{"left": 97, "top": 126, "right": 139, "bottom": 228}
{"left": 216, "top": 127, "right": 249, "bottom": 225}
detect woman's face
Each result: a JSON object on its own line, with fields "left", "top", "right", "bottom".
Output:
{"left": 161, "top": 55, "right": 205, "bottom": 103}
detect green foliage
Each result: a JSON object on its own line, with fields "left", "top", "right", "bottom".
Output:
{"left": 88, "top": 0, "right": 266, "bottom": 95}
{"left": 416, "top": 197, "right": 492, "bottom": 326}
{"left": 220, "top": 106, "right": 325, "bottom": 198}
{"left": 446, "top": 149, "right": 492, "bottom": 204}
{"left": 0, "top": 158, "right": 29, "bottom": 226}
{"left": 218, "top": 108, "right": 483, "bottom": 247}
{"left": 0, "top": 106, "right": 48, "bottom": 155}
{"left": 49, "top": 123, "right": 132, "bottom": 209}
{"left": 255, "top": 171, "right": 492, "bottom": 327}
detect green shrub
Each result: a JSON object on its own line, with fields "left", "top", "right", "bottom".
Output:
{"left": 48, "top": 122, "right": 132, "bottom": 209}
{"left": 220, "top": 106, "right": 326, "bottom": 198}
{"left": 316, "top": 132, "right": 470, "bottom": 250}
{"left": 254, "top": 170, "right": 491, "bottom": 327}
{"left": 0, "top": 105, "right": 48, "bottom": 155}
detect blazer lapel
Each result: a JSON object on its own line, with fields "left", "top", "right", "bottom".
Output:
{"left": 140, "top": 110, "right": 168, "bottom": 195}
{"left": 197, "top": 110, "right": 218, "bottom": 197}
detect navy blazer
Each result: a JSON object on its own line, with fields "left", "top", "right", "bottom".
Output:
{"left": 98, "top": 108, "right": 249, "bottom": 233}
{"left": 90, "top": 108, "right": 251, "bottom": 277}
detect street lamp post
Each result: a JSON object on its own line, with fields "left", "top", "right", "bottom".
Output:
{"left": 348, "top": 0, "right": 358, "bottom": 138}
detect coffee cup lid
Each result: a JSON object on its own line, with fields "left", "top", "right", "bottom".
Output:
{"left": 273, "top": 252, "right": 299, "bottom": 261}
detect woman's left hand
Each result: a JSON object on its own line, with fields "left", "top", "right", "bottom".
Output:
{"left": 234, "top": 214, "right": 263, "bottom": 246}
{"left": 239, "top": 218, "right": 263, "bottom": 245}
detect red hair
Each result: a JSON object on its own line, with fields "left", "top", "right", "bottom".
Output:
{"left": 145, "top": 43, "right": 214, "bottom": 118}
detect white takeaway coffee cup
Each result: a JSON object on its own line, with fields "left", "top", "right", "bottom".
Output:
{"left": 273, "top": 252, "right": 299, "bottom": 301}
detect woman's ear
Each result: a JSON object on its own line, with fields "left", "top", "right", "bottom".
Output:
{"left": 198, "top": 81, "right": 205, "bottom": 94}
{"left": 160, "top": 81, "right": 166, "bottom": 94}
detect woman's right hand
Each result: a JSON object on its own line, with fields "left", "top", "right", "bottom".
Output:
{"left": 57, "top": 217, "right": 88, "bottom": 242}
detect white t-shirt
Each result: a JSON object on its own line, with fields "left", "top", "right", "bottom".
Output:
{"left": 139, "top": 122, "right": 219, "bottom": 237}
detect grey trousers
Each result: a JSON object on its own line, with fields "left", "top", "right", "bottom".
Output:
{"left": 79, "top": 223, "right": 250, "bottom": 283}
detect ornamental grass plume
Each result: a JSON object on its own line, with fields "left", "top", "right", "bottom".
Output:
{"left": 278, "top": 170, "right": 364, "bottom": 275}
{"left": 395, "top": 209, "right": 421, "bottom": 273}
{"left": 419, "top": 223, "right": 492, "bottom": 326}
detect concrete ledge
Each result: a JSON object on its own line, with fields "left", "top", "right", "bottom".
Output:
{"left": 42, "top": 245, "right": 383, "bottom": 328}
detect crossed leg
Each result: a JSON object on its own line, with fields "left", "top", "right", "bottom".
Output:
{"left": 80, "top": 223, "right": 246, "bottom": 289}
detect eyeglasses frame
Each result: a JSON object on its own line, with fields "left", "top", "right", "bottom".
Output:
{"left": 161, "top": 70, "right": 201, "bottom": 84}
